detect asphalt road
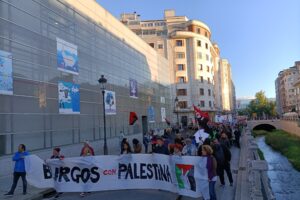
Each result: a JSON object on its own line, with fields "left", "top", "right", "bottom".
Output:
{"left": 42, "top": 190, "right": 198, "bottom": 200}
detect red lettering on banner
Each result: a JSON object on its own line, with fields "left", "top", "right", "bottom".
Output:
{"left": 103, "top": 169, "right": 116, "bottom": 175}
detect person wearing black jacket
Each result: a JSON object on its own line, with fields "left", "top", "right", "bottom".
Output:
{"left": 212, "top": 138, "right": 233, "bottom": 187}
{"left": 153, "top": 137, "right": 169, "bottom": 155}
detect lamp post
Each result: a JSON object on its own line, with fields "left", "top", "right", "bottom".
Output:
{"left": 174, "top": 96, "right": 179, "bottom": 125}
{"left": 98, "top": 75, "right": 108, "bottom": 155}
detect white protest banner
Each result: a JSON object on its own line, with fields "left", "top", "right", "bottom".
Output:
{"left": 25, "top": 154, "right": 209, "bottom": 198}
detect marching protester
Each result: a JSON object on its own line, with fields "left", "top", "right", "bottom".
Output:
{"left": 5, "top": 144, "right": 29, "bottom": 196}
{"left": 198, "top": 138, "right": 211, "bottom": 156}
{"left": 182, "top": 138, "right": 197, "bottom": 156}
{"left": 50, "top": 147, "right": 64, "bottom": 199}
{"left": 234, "top": 126, "right": 241, "bottom": 148}
{"left": 80, "top": 142, "right": 94, "bottom": 197}
{"left": 212, "top": 138, "right": 233, "bottom": 187}
{"left": 80, "top": 140, "right": 95, "bottom": 156}
{"left": 202, "top": 145, "right": 217, "bottom": 200}
{"left": 51, "top": 147, "right": 65, "bottom": 159}
{"left": 132, "top": 138, "right": 142, "bottom": 153}
{"left": 153, "top": 137, "right": 169, "bottom": 155}
{"left": 143, "top": 133, "right": 150, "bottom": 153}
{"left": 121, "top": 141, "right": 132, "bottom": 154}
{"left": 173, "top": 144, "right": 183, "bottom": 156}
{"left": 219, "top": 132, "right": 231, "bottom": 149}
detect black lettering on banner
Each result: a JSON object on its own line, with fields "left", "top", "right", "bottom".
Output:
{"left": 152, "top": 164, "right": 158, "bottom": 180}
{"left": 118, "top": 163, "right": 127, "bottom": 179}
{"left": 166, "top": 166, "right": 172, "bottom": 182}
{"left": 160, "top": 165, "right": 167, "bottom": 181}
{"left": 71, "top": 167, "right": 81, "bottom": 183}
{"left": 43, "top": 164, "right": 52, "bottom": 179}
{"left": 125, "top": 163, "right": 133, "bottom": 179}
{"left": 90, "top": 167, "right": 100, "bottom": 183}
{"left": 146, "top": 164, "right": 153, "bottom": 179}
{"left": 81, "top": 168, "right": 91, "bottom": 183}
{"left": 59, "top": 167, "right": 70, "bottom": 182}
{"left": 133, "top": 163, "right": 140, "bottom": 179}
{"left": 140, "top": 163, "right": 147, "bottom": 179}
{"left": 54, "top": 167, "right": 59, "bottom": 181}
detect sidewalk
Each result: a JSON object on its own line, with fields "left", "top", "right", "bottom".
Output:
{"left": 0, "top": 134, "right": 141, "bottom": 200}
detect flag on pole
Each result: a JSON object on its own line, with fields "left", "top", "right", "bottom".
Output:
{"left": 129, "top": 112, "right": 138, "bottom": 125}
{"left": 193, "top": 105, "right": 209, "bottom": 120}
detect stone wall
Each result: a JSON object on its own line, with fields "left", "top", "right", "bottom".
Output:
{"left": 279, "top": 120, "right": 300, "bottom": 137}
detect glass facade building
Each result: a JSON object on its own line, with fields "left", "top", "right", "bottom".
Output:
{"left": 0, "top": 0, "right": 171, "bottom": 155}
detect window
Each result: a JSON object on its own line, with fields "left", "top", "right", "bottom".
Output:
{"left": 200, "top": 88, "right": 204, "bottom": 96}
{"left": 176, "top": 40, "right": 183, "bottom": 46}
{"left": 206, "top": 54, "right": 209, "bottom": 61}
{"left": 178, "top": 101, "right": 188, "bottom": 109}
{"left": 208, "top": 77, "right": 211, "bottom": 84}
{"left": 199, "top": 64, "right": 203, "bottom": 71}
{"left": 209, "top": 101, "right": 212, "bottom": 107}
{"left": 158, "top": 44, "right": 163, "bottom": 49}
{"left": 205, "top": 32, "right": 208, "bottom": 37}
{"left": 177, "top": 89, "right": 187, "bottom": 96}
{"left": 205, "top": 43, "right": 208, "bottom": 49}
{"left": 197, "top": 52, "right": 202, "bottom": 59}
{"left": 197, "top": 40, "right": 201, "bottom": 47}
{"left": 197, "top": 28, "right": 201, "bottom": 34}
{"left": 208, "top": 89, "right": 211, "bottom": 96}
{"left": 177, "top": 64, "right": 184, "bottom": 71}
{"left": 149, "top": 43, "right": 154, "bottom": 48}
{"left": 178, "top": 76, "right": 186, "bottom": 83}
{"left": 200, "top": 76, "right": 204, "bottom": 83}
{"left": 176, "top": 52, "right": 185, "bottom": 59}
{"left": 200, "top": 100, "right": 205, "bottom": 107}
{"left": 207, "top": 66, "right": 210, "bottom": 72}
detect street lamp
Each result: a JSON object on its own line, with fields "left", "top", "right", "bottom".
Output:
{"left": 98, "top": 75, "right": 108, "bottom": 155}
{"left": 174, "top": 96, "right": 179, "bottom": 125}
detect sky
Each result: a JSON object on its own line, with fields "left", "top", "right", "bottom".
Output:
{"left": 97, "top": 0, "right": 300, "bottom": 98}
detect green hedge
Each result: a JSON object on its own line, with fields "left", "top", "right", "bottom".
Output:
{"left": 252, "top": 129, "right": 300, "bottom": 171}
{"left": 264, "top": 130, "right": 300, "bottom": 171}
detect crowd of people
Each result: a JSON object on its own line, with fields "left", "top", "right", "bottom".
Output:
{"left": 4, "top": 120, "right": 245, "bottom": 200}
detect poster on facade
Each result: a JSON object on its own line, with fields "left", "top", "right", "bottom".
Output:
{"left": 0, "top": 50, "right": 13, "bottom": 95}
{"left": 56, "top": 38, "right": 79, "bottom": 75}
{"left": 58, "top": 81, "right": 80, "bottom": 114}
{"left": 105, "top": 90, "right": 116, "bottom": 115}
{"left": 129, "top": 79, "right": 138, "bottom": 98}
{"left": 148, "top": 106, "right": 155, "bottom": 123}
{"left": 161, "top": 107, "right": 166, "bottom": 122}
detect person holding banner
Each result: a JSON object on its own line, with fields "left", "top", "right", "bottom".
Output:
{"left": 49, "top": 147, "right": 64, "bottom": 199}
{"left": 202, "top": 145, "right": 217, "bottom": 200}
{"left": 121, "top": 141, "right": 132, "bottom": 154}
{"left": 132, "top": 138, "right": 142, "bottom": 153}
{"left": 4, "top": 144, "right": 29, "bottom": 196}
{"left": 80, "top": 140, "right": 95, "bottom": 156}
{"left": 80, "top": 143, "right": 94, "bottom": 197}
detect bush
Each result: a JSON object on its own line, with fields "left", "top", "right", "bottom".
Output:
{"left": 265, "top": 130, "right": 300, "bottom": 171}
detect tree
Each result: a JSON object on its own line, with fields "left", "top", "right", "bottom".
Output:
{"left": 247, "top": 91, "right": 276, "bottom": 119}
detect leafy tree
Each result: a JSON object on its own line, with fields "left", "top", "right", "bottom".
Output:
{"left": 247, "top": 91, "right": 276, "bottom": 119}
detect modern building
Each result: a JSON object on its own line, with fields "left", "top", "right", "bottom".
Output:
{"left": 121, "top": 10, "right": 236, "bottom": 126}
{"left": 275, "top": 61, "right": 300, "bottom": 116}
{"left": 0, "top": 0, "right": 172, "bottom": 155}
